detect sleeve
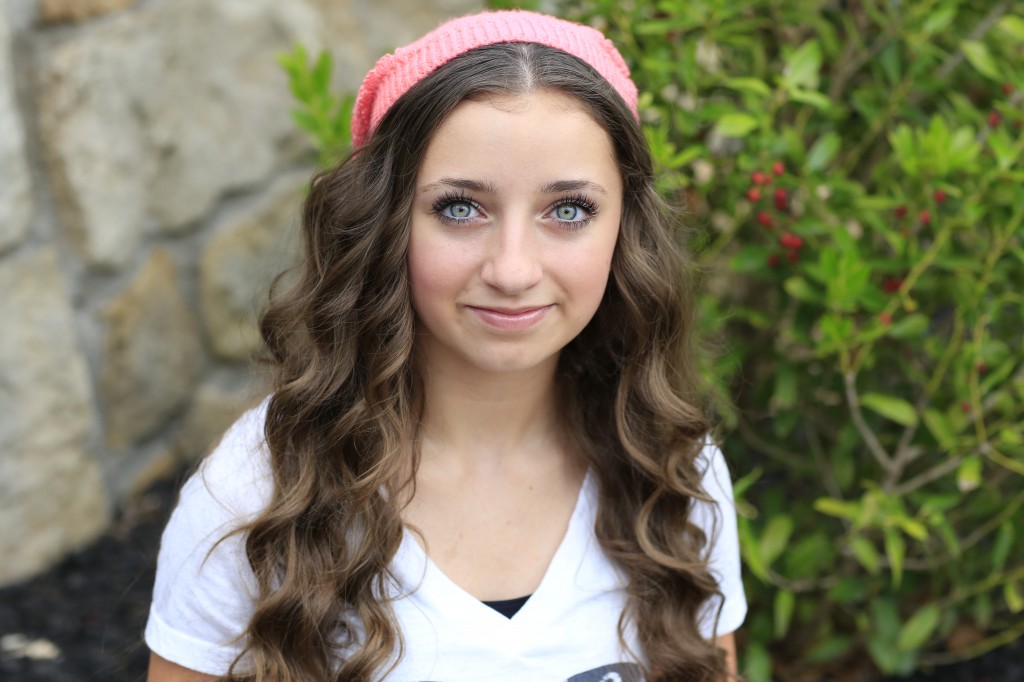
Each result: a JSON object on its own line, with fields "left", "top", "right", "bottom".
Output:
{"left": 690, "top": 442, "right": 747, "bottom": 639}
{"left": 144, "top": 400, "right": 273, "bottom": 675}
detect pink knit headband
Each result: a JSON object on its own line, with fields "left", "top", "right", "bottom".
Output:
{"left": 351, "top": 10, "right": 639, "bottom": 148}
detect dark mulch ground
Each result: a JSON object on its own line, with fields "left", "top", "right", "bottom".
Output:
{"left": 1, "top": 471, "right": 1021, "bottom": 681}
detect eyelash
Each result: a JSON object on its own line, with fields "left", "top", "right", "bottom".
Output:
{"left": 430, "top": 191, "right": 599, "bottom": 230}
{"left": 431, "top": 191, "right": 481, "bottom": 226}
{"left": 553, "top": 193, "right": 599, "bottom": 229}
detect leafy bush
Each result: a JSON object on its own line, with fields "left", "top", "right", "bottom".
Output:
{"left": 282, "top": 1, "right": 1024, "bottom": 678}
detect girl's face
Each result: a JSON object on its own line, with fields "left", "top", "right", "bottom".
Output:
{"left": 408, "top": 90, "right": 622, "bottom": 377}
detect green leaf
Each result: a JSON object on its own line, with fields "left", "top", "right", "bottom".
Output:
{"left": 973, "top": 593, "right": 994, "bottom": 629}
{"left": 993, "top": 521, "right": 1014, "bottom": 572}
{"left": 898, "top": 518, "right": 928, "bottom": 541}
{"left": 922, "top": 6, "right": 957, "bottom": 35}
{"left": 784, "top": 276, "right": 823, "bottom": 303}
{"left": 730, "top": 244, "right": 773, "bottom": 273}
{"left": 312, "top": 51, "right": 331, "bottom": 95}
{"left": 774, "top": 589, "right": 796, "bottom": 639}
{"left": 814, "top": 497, "right": 861, "bottom": 521}
{"left": 806, "top": 636, "right": 853, "bottom": 663}
{"left": 772, "top": 363, "right": 798, "bottom": 410}
{"left": 784, "top": 40, "right": 822, "bottom": 90}
{"left": 923, "top": 408, "right": 956, "bottom": 450}
{"left": 879, "top": 41, "right": 901, "bottom": 84}
{"left": 860, "top": 393, "right": 918, "bottom": 427}
{"left": 957, "top": 456, "right": 982, "bottom": 492}
{"left": 829, "top": 576, "right": 868, "bottom": 604}
{"left": 999, "top": 428, "right": 1024, "bottom": 447}
{"left": 1004, "top": 581, "right": 1024, "bottom": 614}
{"left": 743, "top": 641, "right": 773, "bottom": 682}
{"left": 997, "top": 15, "right": 1024, "bottom": 41}
{"left": 806, "top": 132, "right": 840, "bottom": 172}
{"left": 760, "top": 515, "right": 794, "bottom": 566}
{"left": 885, "top": 528, "right": 905, "bottom": 588}
{"left": 738, "top": 516, "right": 770, "bottom": 582}
{"left": 851, "top": 536, "right": 881, "bottom": 575}
{"left": 988, "top": 128, "right": 1020, "bottom": 171}
{"left": 723, "top": 77, "right": 772, "bottom": 97}
{"left": 888, "top": 313, "right": 929, "bottom": 340}
{"left": 897, "top": 604, "right": 940, "bottom": 652}
{"left": 732, "top": 467, "right": 762, "bottom": 500}
{"left": 713, "top": 112, "right": 759, "bottom": 138}
{"left": 788, "top": 88, "right": 832, "bottom": 111}
{"left": 961, "top": 40, "right": 1002, "bottom": 81}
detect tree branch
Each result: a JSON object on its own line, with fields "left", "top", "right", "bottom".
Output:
{"left": 844, "top": 372, "right": 893, "bottom": 471}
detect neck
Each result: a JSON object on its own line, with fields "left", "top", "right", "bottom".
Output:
{"left": 415, "top": 348, "right": 565, "bottom": 474}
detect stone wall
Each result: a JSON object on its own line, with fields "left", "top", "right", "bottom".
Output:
{"left": 0, "top": 0, "right": 479, "bottom": 587}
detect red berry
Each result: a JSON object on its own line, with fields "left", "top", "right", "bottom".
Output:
{"left": 756, "top": 211, "right": 774, "bottom": 228}
{"left": 934, "top": 189, "right": 947, "bottom": 203}
{"left": 883, "top": 278, "right": 903, "bottom": 293}
{"left": 977, "top": 362, "right": 988, "bottom": 373}
{"left": 773, "top": 188, "right": 788, "bottom": 211}
{"left": 779, "top": 233, "right": 803, "bottom": 250}
{"left": 961, "top": 401, "right": 971, "bottom": 414}
{"left": 988, "top": 111, "right": 1002, "bottom": 127}
{"left": 894, "top": 205, "right": 908, "bottom": 218}
{"left": 788, "top": 249, "right": 800, "bottom": 264}
{"left": 920, "top": 210, "right": 932, "bottom": 225}
{"left": 746, "top": 188, "right": 762, "bottom": 202}
{"left": 752, "top": 171, "right": 768, "bottom": 186}
{"left": 768, "top": 254, "right": 781, "bottom": 268}
{"left": 880, "top": 312, "right": 892, "bottom": 325}
{"left": 1003, "top": 83, "right": 1014, "bottom": 96}
{"left": 772, "top": 161, "right": 785, "bottom": 177}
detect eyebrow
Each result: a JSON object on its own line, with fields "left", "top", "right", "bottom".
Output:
{"left": 540, "top": 179, "right": 608, "bottom": 195}
{"left": 418, "top": 178, "right": 498, "bottom": 194}
{"left": 417, "top": 178, "right": 608, "bottom": 195}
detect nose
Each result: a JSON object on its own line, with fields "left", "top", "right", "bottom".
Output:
{"left": 480, "top": 217, "right": 543, "bottom": 296}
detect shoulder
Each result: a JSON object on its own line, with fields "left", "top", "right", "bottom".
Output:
{"left": 691, "top": 439, "right": 748, "bottom": 637}
{"left": 181, "top": 396, "right": 274, "bottom": 523}
{"left": 694, "top": 440, "right": 735, "bottom": 506}
{"left": 145, "top": 397, "right": 274, "bottom": 675}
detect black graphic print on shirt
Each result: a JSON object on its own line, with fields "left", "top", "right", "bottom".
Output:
{"left": 567, "top": 662, "right": 644, "bottom": 682}
{"left": 416, "top": 661, "right": 644, "bottom": 682}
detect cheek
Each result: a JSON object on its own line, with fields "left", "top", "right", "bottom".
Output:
{"left": 407, "top": 236, "right": 467, "bottom": 316}
{"left": 563, "top": 237, "right": 618, "bottom": 317}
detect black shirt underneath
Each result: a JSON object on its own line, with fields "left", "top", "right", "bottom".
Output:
{"left": 481, "top": 594, "right": 531, "bottom": 619}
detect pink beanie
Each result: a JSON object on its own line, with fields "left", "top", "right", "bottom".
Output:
{"left": 351, "top": 10, "right": 639, "bottom": 148}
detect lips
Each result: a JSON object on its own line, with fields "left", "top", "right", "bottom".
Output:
{"left": 466, "top": 304, "right": 553, "bottom": 330}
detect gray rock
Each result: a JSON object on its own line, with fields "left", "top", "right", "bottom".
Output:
{"left": 178, "top": 382, "right": 263, "bottom": 462}
{"left": 0, "top": 10, "right": 32, "bottom": 255}
{"left": 37, "top": 0, "right": 321, "bottom": 267}
{"left": 38, "top": 0, "right": 138, "bottom": 24}
{"left": 0, "top": 248, "right": 108, "bottom": 587}
{"left": 101, "top": 249, "right": 200, "bottom": 449}
{"left": 200, "top": 174, "right": 304, "bottom": 360}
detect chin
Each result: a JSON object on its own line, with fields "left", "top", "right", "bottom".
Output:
{"left": 461, "top": 347, "right": 561, "bottom": 375}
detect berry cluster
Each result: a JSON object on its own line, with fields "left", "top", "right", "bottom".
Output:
{"left": 746, "top": 162, "right": 803, "bottom": 267}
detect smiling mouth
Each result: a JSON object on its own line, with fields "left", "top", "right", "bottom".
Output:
{"left": 466, "top": 304, "right": 553, "bottom": 330}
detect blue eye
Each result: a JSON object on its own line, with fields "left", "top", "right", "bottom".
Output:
{"left": 432, "top": 193, "right": 481, "bottom": 224}
{"left": 444, "top": 201, "right": 475, "bottom": 219}
{"left": 549, "top": 194, "right": 598, "bottom": 229}
{"left": 555, "top": 204, "right": 582, "bottom": 221}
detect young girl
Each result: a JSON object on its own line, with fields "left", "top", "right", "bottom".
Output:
{"left": 146, "top": 10, "right": 746, "bottom": 682}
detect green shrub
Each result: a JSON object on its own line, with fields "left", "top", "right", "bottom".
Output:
{"left": 282, "top": 2, "right": 1024, "bottom": 677}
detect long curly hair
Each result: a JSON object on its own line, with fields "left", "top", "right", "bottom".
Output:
{"left": 226, "top": 42, "right": 726, "bottom": 681}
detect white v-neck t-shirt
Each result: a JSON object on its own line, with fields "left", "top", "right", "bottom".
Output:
{"left": 145, "top": 402, "right": 746, "bottom": 681}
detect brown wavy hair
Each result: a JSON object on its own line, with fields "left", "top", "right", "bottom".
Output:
{"left": 226, "top": 42, "right": 727, "bottom": 681}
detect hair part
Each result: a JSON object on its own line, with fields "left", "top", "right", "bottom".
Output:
{"left": 226, "top": 42, "right": 726, "bottom": 682}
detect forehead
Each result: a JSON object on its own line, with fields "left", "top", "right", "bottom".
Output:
{"left": 417, "top": 91, "right": 621, "bottom": 188}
